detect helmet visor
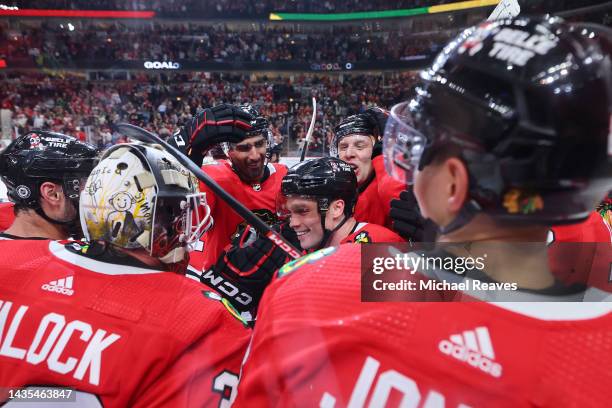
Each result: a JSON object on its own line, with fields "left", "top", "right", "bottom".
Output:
{"left": 383, "top": 101, "right": 427, "bottom": 186}
{"left": 275, "top": 191, "right": 290, "bottom": 221}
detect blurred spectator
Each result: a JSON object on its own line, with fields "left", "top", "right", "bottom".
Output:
{"left": 0, "top": 21, "right": 452, "bottom": 65}
{"left": 0, "top": 71, "right": 418, "bottom": 156}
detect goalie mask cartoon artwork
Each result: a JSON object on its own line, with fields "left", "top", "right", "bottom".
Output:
{"left": 80, "top": 143, "right": 213, "bottom": 263}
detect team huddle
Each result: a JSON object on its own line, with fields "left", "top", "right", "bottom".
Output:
{"left": 0, "top": 16, "right": 611, "bottom": 407}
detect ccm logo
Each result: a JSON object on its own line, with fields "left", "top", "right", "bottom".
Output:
{"left": 267, "top": 232, "right": 301, "bottom": 259}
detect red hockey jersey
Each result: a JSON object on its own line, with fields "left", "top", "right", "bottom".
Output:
{"left": 340, "top": 222, "right": 404, "bottom": 244}
{"left": 189, "top": 161, "right": 287, "bottom": 272}
{"left": 353, "top": 156, "right": 405, "bottom": 229}
{"left": 550, "top": 211, "right": 611, "bottom": 243}
{"left": 236, "top": 243, "right": 612, "bottom": 407}
{"left": 0, "top": 239, "right": 250, "bottom": 407}
{"left": 0, "top": 202, "right": 15, "bottom": 231}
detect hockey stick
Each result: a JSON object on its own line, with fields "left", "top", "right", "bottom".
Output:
{"left": 487, "top": 0, "right": 520, "bottom": 20}
{"left": 299, "top": 97, "right": 317, "bottom": 162}
{"left": 113, "top": 123, "right": 303, "bottom": 260}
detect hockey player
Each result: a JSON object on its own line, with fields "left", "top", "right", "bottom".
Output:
{"left": 197, "top": 157, "right": 403, "bottom": 315}
{"left": 0, "top": 143, "right": 249, "bottom": 407}
{"left": 331, "top": 110, "right": 407, "bottom": 231}
{"left": 0, "top": 131, "right": 98, "bottom": 240}
{"left": 281, "top": 157, "right": 403, "bottom": 249}
{"left": 171, "top": 104, "right": 287, "bottom": 272}
{"left": 234, "top": 17, "right": 612, "bottom": 407}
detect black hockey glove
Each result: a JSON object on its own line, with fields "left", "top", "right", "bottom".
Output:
{"left": 363, "top": 106, "right": 389, "bottom": 159}
{"left": 390, "top": 190, "right": 436, "bottom": 242}
{"left": 201, "top": 221, "right": 301, "bottom": 314}
{"left": 363, "top": 106, "right": 389, "bottom": 137}
{"left": 172, "top": 104, "right": 254, "bottom": 164}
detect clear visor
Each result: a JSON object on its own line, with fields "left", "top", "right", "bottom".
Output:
{"left": 329, "top": 134, "right": 341, "bottom": 158}
{"left": 276, "top": 192, "right": 290, "bottom": 221}
{"left": 383, "top": 101, "right": 428, "bottom": 186}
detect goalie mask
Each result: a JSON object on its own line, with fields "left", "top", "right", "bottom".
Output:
{"left": 80, "top": 144, "right": 213, "bottom": 264}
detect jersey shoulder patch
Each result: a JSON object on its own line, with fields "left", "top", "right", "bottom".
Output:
{"left": 202, "top": 290, "right": 251, "bottom": 327}
{"left": 277, "top": 246, "right": 337, "bottom": 278}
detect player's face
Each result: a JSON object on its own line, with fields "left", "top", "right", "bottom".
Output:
{"left": 228, "top": 135, "right": 267, "bottom": 183}
{"left": 414, "top": 160, "right": 456, "bottom": 229}
{"left": 338, "top": 134, "right": 374, "bottom": 185}
{"left": 57, "top": 191, "right": 78, "bottom": 223}
{"left": 286, "top": 197, "right": 324, "bottom": 250}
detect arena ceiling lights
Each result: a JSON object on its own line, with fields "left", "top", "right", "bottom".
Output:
{"left": 269, "top": 0, "right": 499, "bottom": 21}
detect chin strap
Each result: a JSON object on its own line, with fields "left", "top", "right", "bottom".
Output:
{"left": 317, "top": 212, "right": 351, "bottom": 250}
{"left": 34, "top": 200, "right": 82, "bottom": 238}
{"left": 357, "top": 170, "right": 376, "bottom": 194}
{"left": 437, "top": 199, "right": 481, "bottom": 235}
{"left": 34, "top": 206, "right": 75, "bottom": 227}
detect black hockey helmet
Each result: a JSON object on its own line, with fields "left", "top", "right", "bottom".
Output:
{"left": 239, "top": 104, "right": 270, "bottom": 137}
{"left": 384, "top": 16, "right": 612, "bottom": 233}
{"left": 282, "top": 157, "right": 358, "bottom": 217}
{"left": 223, "top": 104, "right": 273, "bottom": 154}
{"left": 281, "top": 157, "right": 358, "bottom": 249}
{"left": 330, "top": 113, "right": 378, "bottom": 157}
{"left": 0, "top": 131, "right": 98, "bottom": 208}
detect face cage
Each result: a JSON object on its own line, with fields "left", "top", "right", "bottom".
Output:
{"left": 383, "top": 101, "right": 428, "bottom": 186}
{"left": 183, "top": 191, "right": 214, "bottom": 249}
{"left": 149, "top": 191, "right": 213, "bottom": 258}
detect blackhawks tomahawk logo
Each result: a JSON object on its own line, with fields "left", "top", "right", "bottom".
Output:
{"left": 597, "top": 196, "right": 612, "bottom": 238}
{"left": 278, "top": 246, "right": 337, "bottom": 278}
{"left": 231, "top": 209, "right": 277, "bottom": 241}
{"left": 502, "top": 189, "right": 543, "bottom": 214}
{"left": 202, "top": 291, "right": 250, "bottom": 327}
{"left": 353, "top": 231, "right": 371, "bottom": 244}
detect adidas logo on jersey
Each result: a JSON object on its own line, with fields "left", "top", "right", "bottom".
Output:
{"left": 41, "top": 276, "right": 74, "bottom": 296}
{"left": 438, "top": 326, "right": 502, "bottom": 378}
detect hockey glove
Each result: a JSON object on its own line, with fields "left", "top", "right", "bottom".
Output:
{"left": 363, "top": 106, "right": 389, "bottom": 137}
{"left": 363, "top": 106, "right": 389, "bottom": 159}
{"left": 201, "top": 221, "right": 301, "bottom": 314}
{"left": 390, "top": 189, "right": 434, "bottom": 242}
{"left": 174, "top": 104, "right": 255, "bottom": 164}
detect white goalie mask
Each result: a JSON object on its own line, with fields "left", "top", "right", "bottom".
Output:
{"left": 80, "top": 143, "right": 213, "bottom": 264}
